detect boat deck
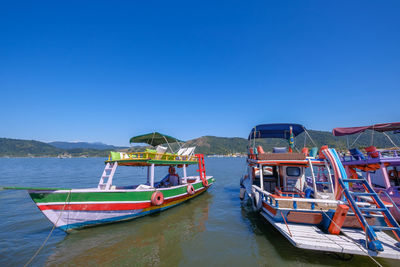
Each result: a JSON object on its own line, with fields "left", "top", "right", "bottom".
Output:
{"left": 260, "top": 211, "right": 400, "bottom": 260}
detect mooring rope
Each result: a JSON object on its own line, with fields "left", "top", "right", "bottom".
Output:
{"left": 24, "top": 190, "right": 72, "bottom": 267}
{"left": 321, "top": 210, "right": 382, "bottom": 267}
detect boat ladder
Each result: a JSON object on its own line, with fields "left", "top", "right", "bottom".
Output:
{"left": 98, "top": 162, "right": 118, "bottom": 190}
{"left": 338, "top": 176, "right": 400, "bottom": 251}
{"left": 196, "top": 154, "right": 206, "bottom": 182}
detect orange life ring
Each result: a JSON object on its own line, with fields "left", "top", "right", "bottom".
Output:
{"left": 151, "top": 191, "right": 164, "bottom": 206}
{"left": 202, "top": 179, "right": 209, "bottom": 187}
{"left": 187, "top": 184, "right": 195, "bottom": 195}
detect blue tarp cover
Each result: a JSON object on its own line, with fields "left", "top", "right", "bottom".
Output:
{"left": 248, "top": 123, "right": 305, "bottom": 140}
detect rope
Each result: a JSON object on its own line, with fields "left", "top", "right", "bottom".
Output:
{"left": 24, "top": 190, "right": 72, "bottom": 267}
{"left": 304, "top": 129, "right": 317, "bottom": 147}
{"left": 321, "top": 210, "right": 383, "bottom": 267}
{"left": 163, "top": 136, "right": 173, "bottom": 153}
{"left": 281, "top": 211, "right": 292, "bottom": 237}
{"left": 350, "top": 132, "right": 364, "bottom": 148}
{"left": 382, "top": 132, "right": 400, "bottom": 150}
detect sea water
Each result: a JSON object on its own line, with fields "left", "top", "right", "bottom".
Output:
{"left": 0, "top": 158, "right": 397, "bottom": 266}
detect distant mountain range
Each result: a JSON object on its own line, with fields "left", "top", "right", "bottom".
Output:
{"left": 0, "top": 138, "right": 112, "bottom": 157}
{"left": 48, "top": 141, "right": 127, "bottom": 150}
{"left": 0, "top": 129, "right": 399, "bottom": 157}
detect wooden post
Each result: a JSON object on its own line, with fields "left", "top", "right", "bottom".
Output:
{"left": 150, "top": 164, "right": 155, "bottom": 187}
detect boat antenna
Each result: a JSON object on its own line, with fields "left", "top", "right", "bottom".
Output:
{"left": 151, "top": 132, "right": 155, "bottom": 147}
{"left": 253, "top": 127, "right": 256, "bottom": 149}
{"left": 371, "top": 125, "right": 375, "bottom": 146}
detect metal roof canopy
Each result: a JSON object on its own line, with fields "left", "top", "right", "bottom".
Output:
{"left": 332, "top": 122, "right": 400, "bottom": 136}
{"left": 129, "top": 132, "right": 184, "bottom": 146}
{"left": 248, "top": 123, "right": 305, "bottom": 140}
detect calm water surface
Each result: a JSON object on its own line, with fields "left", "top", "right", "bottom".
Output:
{"left": 0, "top": 158, "right": 398, "bottom": 266}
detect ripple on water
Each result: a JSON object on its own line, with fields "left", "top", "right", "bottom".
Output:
{"left": 0, "top": 158, "right": 398, "bottom": 266}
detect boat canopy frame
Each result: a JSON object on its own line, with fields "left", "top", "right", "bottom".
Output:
{"left": 247, "top": 123, "right": 317, "bottom": 153}
{"left": 332, "top": 122, "right": 400, "bottom": 150}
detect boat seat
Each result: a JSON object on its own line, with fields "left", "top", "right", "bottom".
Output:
{"left": 349, "top": 148, "right": 366, "bottom": 160}
{"left": 156, "top": 145, "right": 167, "bottom": 154}
{"left": 257, "top": 153, "right": 306, "bottom": 160}
{"left": 155, "top": 146, "right": 167, "bottom": 159}
{"left": 273, "top": 147, "right": 287, "bottom": 153}
{"left": 135, "top": 184, "right": 152, "bottom": 190}
{"left": 309, "top": 147, "right": 318, "bottom": 158}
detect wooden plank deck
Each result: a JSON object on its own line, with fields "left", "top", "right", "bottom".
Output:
{"left": 260, "top": 211, "right": 400, "bottom": 260}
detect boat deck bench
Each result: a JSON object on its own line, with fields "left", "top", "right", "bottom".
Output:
{"left": 257, "top": 153, "right": 306, "bottom": 161}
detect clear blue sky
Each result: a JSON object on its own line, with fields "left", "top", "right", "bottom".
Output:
{"left": 1, "top": 1, "right": 399, "bottom": 146}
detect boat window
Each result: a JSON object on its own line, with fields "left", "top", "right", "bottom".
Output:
{"left": 286, "top": 167, "right": 301, "bottom": 177}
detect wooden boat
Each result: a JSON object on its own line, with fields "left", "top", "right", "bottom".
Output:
{"left": 240, "top": 124, "right": 400, "bottom": 259}
{"left": 5, "top": 132, "right": 214, "bottom": 232}
{"left": 332, "top": 122, "right": 400, "bottom": 221}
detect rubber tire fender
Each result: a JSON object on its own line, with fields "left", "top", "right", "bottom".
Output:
{"left": 187, "top": 184, "right": 195, "bottom": 195}
{"left": 151, "top": 191, "right": 164, "bottom": 206}
{"left": 239, "top": 187, "right": 246, "bottom": 200}
{"left": 252, "top": 191, "right": 262, "bottom": 211}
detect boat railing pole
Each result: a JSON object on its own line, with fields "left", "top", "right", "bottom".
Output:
{"left": 378, "top": 190, "right": 400, "bottom": 215}
{"left": 147, "top": 166, "right": 150, "bottom": 185}
{"left": 183, "top": 164, "right": 187, "bottom": 178}
{"left": 259, "top": 163, "right": 264, "bottom": 192}
{"left": 150, "top": 164, "right": 155, "bottom": 187}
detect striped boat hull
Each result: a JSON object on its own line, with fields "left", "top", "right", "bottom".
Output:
{"left": 29, "top": 178, "right": 214, "bottom": 232}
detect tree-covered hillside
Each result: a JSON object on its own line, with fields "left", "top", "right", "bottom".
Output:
{"left": 0, "top": 138, "right": 64, "bottom": 156}
{"left": 0, "top": 138, "right": 110, "bottom": 157}
{"left": 186, "top": 130, "right": 400, "bottom": 155}
{"left": 48, "top": 141, "right": 127, "bottom": 150}
{"left": 1, "top": 129, "right": 399, "bottom": 157}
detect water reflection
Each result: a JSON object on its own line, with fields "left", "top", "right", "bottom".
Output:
{"left": 239, "top": 199, "right": 396, "bottom": 267}
{"left": 46, "top": 192, "right": 212, "bottom": 266}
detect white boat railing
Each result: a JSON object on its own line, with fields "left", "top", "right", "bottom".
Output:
{"left": 251, "top": 184, "right": 344, "bottom": 206}
{"left": 251, "top": 185, "right": 375, "bottom": 210}
{"left": 378, "top": 190, "right": 400, "bottom": 215}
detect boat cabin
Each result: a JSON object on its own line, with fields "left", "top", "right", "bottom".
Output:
{"left": 333, "top": 123, "right": 400, "bottom": 195}
{"left": 97, "top": 132, "right": 206, "bottom": 191}
{"left": 244, "top": 124, "right": 335, "bottom": 201}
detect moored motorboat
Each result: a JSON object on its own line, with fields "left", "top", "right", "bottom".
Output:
{"left": 332, "top": 122, "right": 400, "bottom": 221}
{"left": 4, "top": 132, "right": 215, "bottom": 232}
{"left": 241, "top": 123, "right": 400, "bottom": 259}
